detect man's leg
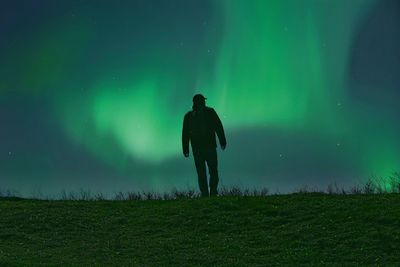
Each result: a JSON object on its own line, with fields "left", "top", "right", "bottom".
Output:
{"left": 193, "top": 151, "right": 209, "bottom": 197}
{"left": 206, "top": 149, "right": 219, "bottom": 196}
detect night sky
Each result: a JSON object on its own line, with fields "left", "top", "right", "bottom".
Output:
{"left": 1, "top": 0, "right": 399, "bottom": 197}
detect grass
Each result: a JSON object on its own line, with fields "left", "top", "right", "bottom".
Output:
{"left": 1, "top": 189, "right": 400, "bottom": 266}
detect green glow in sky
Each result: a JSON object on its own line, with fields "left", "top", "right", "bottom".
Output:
{"left": 61, "top": 0, "right": 399, "bottom": 185}
{"left": 91, "top": 79, "right": 181, "bottom": 162}
{"left": 59, "top": 0, "right": 399, "bottom": 180}
{"left": 2, "top": 0, "right": 398, "bottom": 194}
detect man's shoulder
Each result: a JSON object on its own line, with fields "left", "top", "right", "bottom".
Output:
{"left": 184, "top": 110, "right": 193, "bottom": 118}
{"left": 205, "top": 106, "right": 215, "bottom": 113}
{"left": 185, "top": 107, "right": 215, "bottom": 117}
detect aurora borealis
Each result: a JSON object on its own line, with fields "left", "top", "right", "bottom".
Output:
{"left": 1, "top": 0, "right": 399, "bottom": 196}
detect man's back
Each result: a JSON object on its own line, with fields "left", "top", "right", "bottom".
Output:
{"left": 182, "top": 106, "right": 226, "bottom": 153}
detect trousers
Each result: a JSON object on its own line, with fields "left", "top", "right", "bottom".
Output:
{"left": 193, "top": 148, "right": 219, "bottom": 197}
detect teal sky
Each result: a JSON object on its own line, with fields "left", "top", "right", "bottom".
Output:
{"left": 1, "top": 0, "right": 399, "bottom": 196}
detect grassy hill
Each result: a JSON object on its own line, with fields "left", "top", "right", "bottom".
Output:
{"left": 1, "top": 193, "right": 400, "bottom": 266}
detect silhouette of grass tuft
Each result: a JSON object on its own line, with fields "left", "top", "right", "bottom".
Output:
{"left": 2, "top": 172, "right": 400, "bottom": 201}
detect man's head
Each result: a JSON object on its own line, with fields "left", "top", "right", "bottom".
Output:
{"left": 192, "top": 94, "right": 206, "bottom": 109}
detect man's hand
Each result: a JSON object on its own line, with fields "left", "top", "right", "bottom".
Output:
{"left": 184, "top": 152, "right": 189, "bottom": 158}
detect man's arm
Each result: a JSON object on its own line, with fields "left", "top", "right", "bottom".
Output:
{"left": 212, "top": 109, "right": 227, "bottom": 149}
{"left": 182, "top": 113, "right": 190, "bottom": 157}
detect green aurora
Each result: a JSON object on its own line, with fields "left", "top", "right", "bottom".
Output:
{"left": 1, "top": 0, "right": 399, "bottom": 194}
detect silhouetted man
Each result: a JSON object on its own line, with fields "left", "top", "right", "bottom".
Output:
{"left": 182, "top": 94, "right": 227, "bottom": 197}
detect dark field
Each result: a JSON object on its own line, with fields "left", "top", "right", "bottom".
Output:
{"left": 1, "top": 193, "right": 399, "bottom": 266}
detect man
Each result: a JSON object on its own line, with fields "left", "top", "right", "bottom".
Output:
{"left": 182, "top": 94, "right": 227, "bottom": 197}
